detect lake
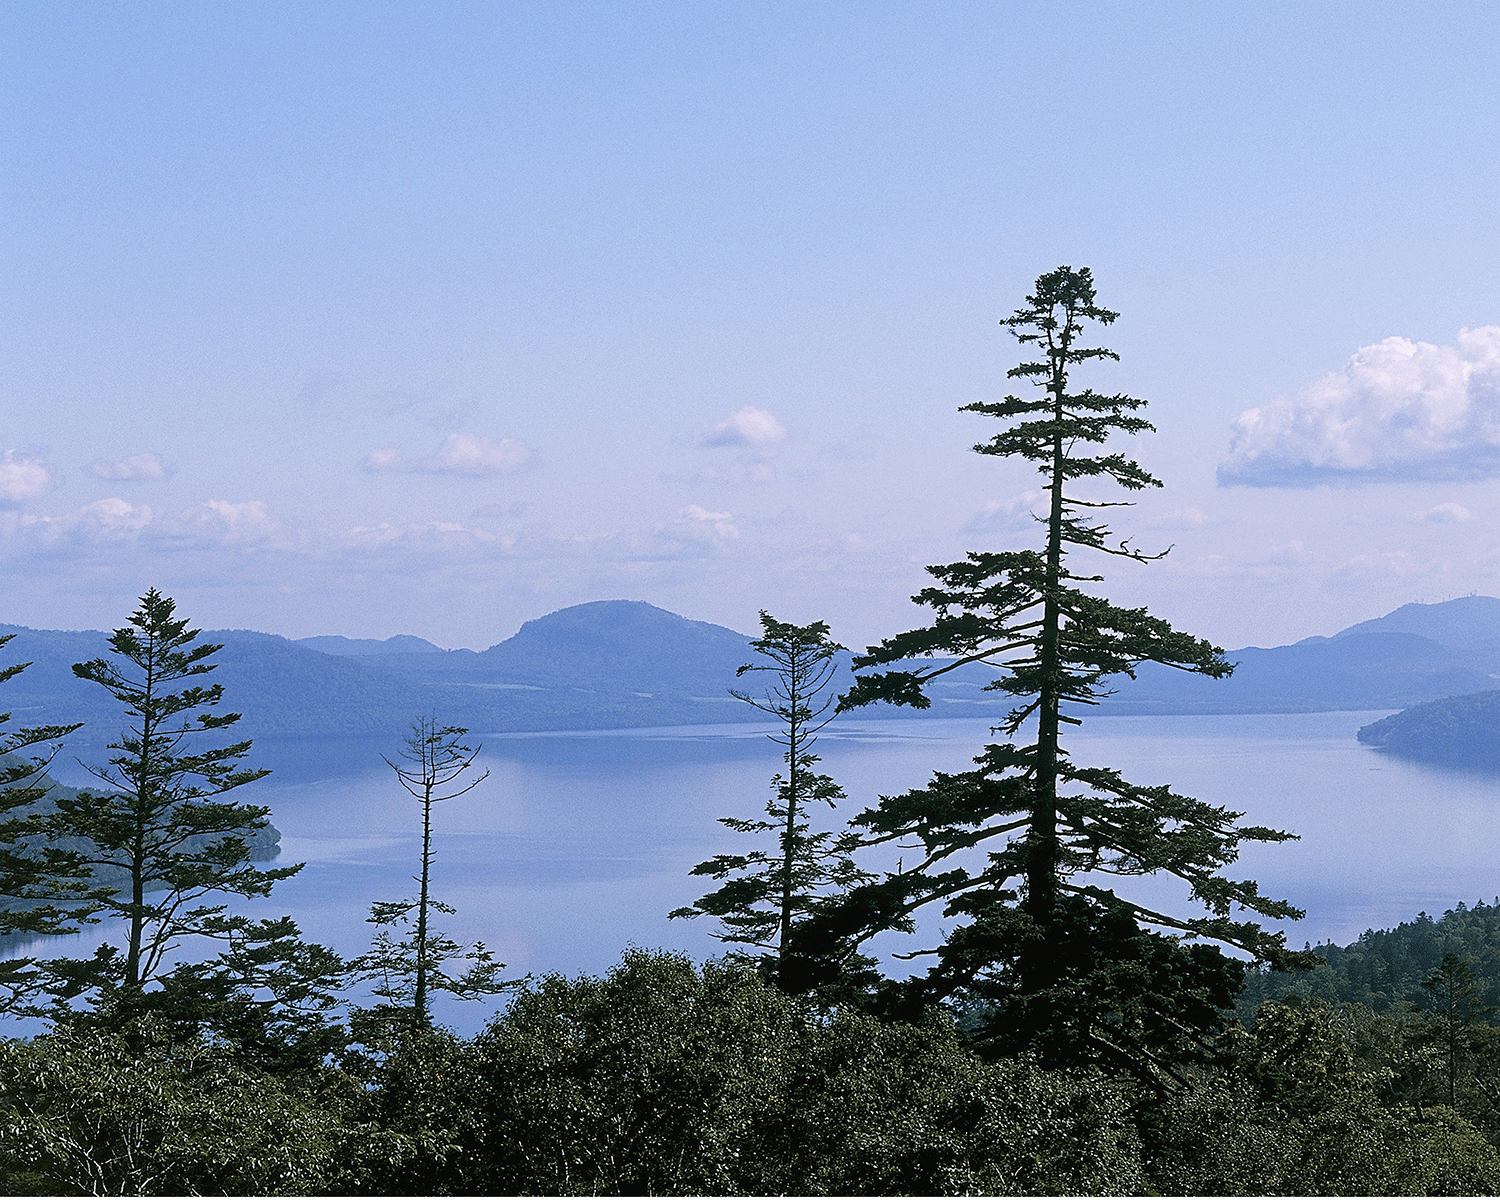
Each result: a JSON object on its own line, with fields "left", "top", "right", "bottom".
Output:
{"left": 35, "top": 709, "right": 1500, "bottom": 1030}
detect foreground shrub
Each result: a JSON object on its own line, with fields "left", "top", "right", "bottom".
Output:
{"left": 0, "top": 1022, "right": 401, "bottom": 1196}
{"left": 452, "top": 949, "right": 1142, "bottom": 1195}
{"left": 1150, "top": 1001, "right": 1500, "bottom": 1195}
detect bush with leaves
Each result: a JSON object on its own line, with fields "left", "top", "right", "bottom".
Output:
{"left": 447, "top": 949, "right": 1142, "bottom": 1196}
{"left": 1148, "top": 1001, "right": 1500, "bottom": 1195}
{"left": 0, "top": 1020, "right": 406, "bottom": 1196}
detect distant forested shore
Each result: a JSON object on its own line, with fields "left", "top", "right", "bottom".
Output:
{"left": 1359, "top": 691, "right": 1500, "bottom": 769}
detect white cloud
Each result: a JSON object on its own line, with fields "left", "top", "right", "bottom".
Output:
{"left": 1416, "top": 501, "right": 1474, "bottom": 523}
{"left": 3, "top": 498, "right": 153, "bottom": 549}
{"left": 76, "top": 498, "right": 153, "bottom": 541}
{"left": 702, "top": 406, "right": 788, "bottom": 448}
{"left": 963, "top": 490, "right": 1044, "bottom": 533}
{"left": 676, "top": 505, "right": 739, "bottom": 540}
{"left": 423, "top": 433, "right": 532, "bottom": 475}
{"left": 181, "top": 500, "right": 280, "bottom": 547}
{"left": 89, "top": 452, "right": 168, "bottom": 480}
{"left": 342, "top": 520, "right": 514, "bottom": 556}
{"left": 589, "top": 505, "right": 744, "bottom": 562}
{"left": 363, "top": 448, "right": 402, "bottom": 472}
{"left": 1333, "top": 550, "right": 1425, "bottom": 584}
{"left": 1219, "top": 326, "right": 1500, "bottom": 486}
{"left": 364, "top": 433, "right": 533, "bottom": 477}
{"left": 0, "top": 452, "right": 55, "bottom": 504}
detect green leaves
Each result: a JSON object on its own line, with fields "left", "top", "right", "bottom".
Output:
{"left": 0, "top": 1021, "right": 404, "bottom": 1195}
{"left": 456, "top": 951, "right": 1143, "bottom": 1196}
{"left": 1151, "top": 1002, "right": 1500, "bottom": 1196}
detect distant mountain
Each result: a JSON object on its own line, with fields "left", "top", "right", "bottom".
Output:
{"left": 1333, "top": 596, "right": 1500, "bottom": 651}
{"left": 5, "top": 597, "right": 1500, "bottom": 760}
{"left": 1100, "top": 599, "right": 1500, "bottom": 715}
{"left": 1352, "top": 597, "right": 1500, "bottom": 764}
{"left": 2, "top": 603, "right": 877, "bottom": 759}
{"left": 0, "top": 604, "right": 765, "bottom": 755}
{"left": 294, "top": 634, "right": 444, "bottom": 656}
{"left": 359, "top": 600, "right": 757, "bottom": 697}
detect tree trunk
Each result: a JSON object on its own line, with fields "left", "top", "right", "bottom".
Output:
{"left": 415, "top": 777, "right": 433, "bottom": 1024}
{"left": 1023, "top": 322, "right": 1071, "bottom": 996}
{"left": 777, "top": 652, "right": 802, "bottom": 987}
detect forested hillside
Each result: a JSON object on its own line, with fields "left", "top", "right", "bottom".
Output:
{"left": 1241, "top": 900, "right": 1500, "bottom": 1015}
{"left": 1358, "top": 691, "right": 1500, "bottom": 768}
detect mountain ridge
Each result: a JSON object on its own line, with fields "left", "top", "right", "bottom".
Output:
{"left": 2, "top": 597, "right": 1498, "bottom": 756}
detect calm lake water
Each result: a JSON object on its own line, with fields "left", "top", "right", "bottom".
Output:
{"left": 34, "top": 710, "right": 1500, "bottom": 1030}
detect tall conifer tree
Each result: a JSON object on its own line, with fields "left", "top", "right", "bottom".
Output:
{"left": 41, "top": 589, "right": 300, "bottom": 1001}
{"left": 812, "top": 267, "right": 1308, "bottom": 1076}
{"left": 672, "top": 614, "right": 871, "bottom": 990}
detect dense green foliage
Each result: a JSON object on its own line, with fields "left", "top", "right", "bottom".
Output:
{"left": 1241, "top": 900, "right": 1500, "bottom": 1017}
{"left": 0, "top": 1021, "right": 400, "bottom": 1196}
{"left": 438, "top": 951, "right": 1144, "bottom": 1196}
{"left": 1152, "top": 1001, "right": 1500, "bottom": 1194}
{"left": 4, "top": 949, "right": 1499, "bottom": 1196}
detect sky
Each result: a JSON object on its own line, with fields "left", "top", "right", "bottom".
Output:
{"left": 3, "top": 2, "right": 1500, "bottom": 651}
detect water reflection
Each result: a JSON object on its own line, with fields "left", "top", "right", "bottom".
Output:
{"left": 22, "top": 711, "right": 1500, "bottom": 1033}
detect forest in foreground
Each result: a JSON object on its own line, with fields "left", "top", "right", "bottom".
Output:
{"left": 3, "top": 269, "right": 1499, "bottom": 1196}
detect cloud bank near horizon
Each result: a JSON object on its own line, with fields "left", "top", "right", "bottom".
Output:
{"left": 363, "top": 433, "right": 533, "bottom": 477}
{"left": 0, "top": 452, "right": 55, "bottom": 505}
{"left": 90, "top": 452, "right": 169, "bottom": 481}
{"left": 1219, "top": 327, "right": 1500, "bottom": 486}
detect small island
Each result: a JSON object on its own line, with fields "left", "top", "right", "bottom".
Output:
{"left": 1359, "top": 690, "right": 1500, "bottom": 769}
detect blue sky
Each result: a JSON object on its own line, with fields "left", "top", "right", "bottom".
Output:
{"left": 4, "top": 2, "right": 1499, "bottom": 649}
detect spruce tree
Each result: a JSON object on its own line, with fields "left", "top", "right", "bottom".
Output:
{"left": 38, "top": 589, "right": 301, "bottom": 1002}
{"left": 1421, "top": 953, "right": 1492, "bottom": 1107}
{"left": 810, "top": 267, "right": 1308, "bottom": 1076}
{"left": 671, "top": 613, "right": 871, "bottom": 990}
